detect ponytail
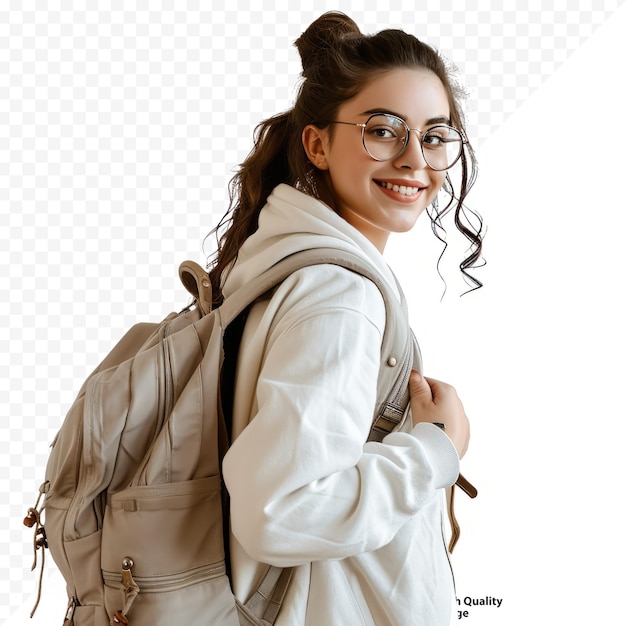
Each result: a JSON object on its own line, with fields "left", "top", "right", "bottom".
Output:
{"left": 208, "top": 111, "right": 293, "bottom": 304}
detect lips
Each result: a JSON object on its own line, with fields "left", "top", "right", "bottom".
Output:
{"left": 375, "top": 179, "right": 426, "bottom": 197}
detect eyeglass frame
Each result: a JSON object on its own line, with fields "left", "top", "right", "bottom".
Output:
{"left": 328, "top": 112, "right": 467, "bottom": 171}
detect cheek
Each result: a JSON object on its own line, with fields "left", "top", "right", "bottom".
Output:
{"left": 433, "top": 171, "right": 447, "bottom": 191}
{"left": 429, "top": 173, "right": 446, "bottom": 201}
{"left": 327, "top": 152, "right": 373, "bottom": 196}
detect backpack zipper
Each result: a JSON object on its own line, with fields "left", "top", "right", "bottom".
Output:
{"left": 102, "top": 561, "right": 226, "bottom": 593}
{"left": 63, "top": 596, "right": 77, "bottom": 625}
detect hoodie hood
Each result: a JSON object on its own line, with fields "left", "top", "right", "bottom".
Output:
{"left": 221, "top": 184, "right": 400, "bottom": 300}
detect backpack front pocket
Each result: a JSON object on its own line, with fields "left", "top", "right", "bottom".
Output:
{"left": 101, "top": 476, "right": 238, "bottom": 624}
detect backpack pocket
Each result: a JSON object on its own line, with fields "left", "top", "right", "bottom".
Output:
{"left": 101, "top": 476, "right": 238, "bottom": 625}
{"left": 43, "top": 499, "right": 104, "bottom": 609}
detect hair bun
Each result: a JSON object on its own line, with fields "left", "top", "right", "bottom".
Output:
{"left": 295, "top": 11, "right": 361, "bottom": 74}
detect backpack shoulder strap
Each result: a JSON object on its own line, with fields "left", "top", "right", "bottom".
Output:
{"left": 216, "top": 247, "right": 404, "bottom": 330}
{"left": 203, "top": 247, "right": 415, "bottom": 441}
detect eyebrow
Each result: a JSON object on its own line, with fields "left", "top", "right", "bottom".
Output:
{"left": 361, "top": 108, "right": 451, "bottom": 126}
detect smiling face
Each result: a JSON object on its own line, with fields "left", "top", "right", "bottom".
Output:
{"left": 302, "top": 68, "right": 450, "bottom": 252}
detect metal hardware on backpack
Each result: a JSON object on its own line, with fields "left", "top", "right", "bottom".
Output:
{"left": 24, "top": 248, "right": 415, "bottom": 625}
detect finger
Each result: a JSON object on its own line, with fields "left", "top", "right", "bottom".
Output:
{"left": 423, "top": 377, "right": 453, "bottom": 405}
{"left": 409, "top": 370, "right": 433, "bottom": 400}
{"left": 422, "top": 376, "right": 440, "bottom": 402}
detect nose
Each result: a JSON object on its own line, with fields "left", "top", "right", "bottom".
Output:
{"left": 393, "top": 129, "right": 429, "bottom": 170}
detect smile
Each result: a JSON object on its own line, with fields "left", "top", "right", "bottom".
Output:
{"left": 375, "top": 181, "right": 424, "bottom": 197}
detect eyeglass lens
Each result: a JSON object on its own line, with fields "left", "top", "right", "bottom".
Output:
{"left": 363, "top": 114, "right": 463, "bottom": 170}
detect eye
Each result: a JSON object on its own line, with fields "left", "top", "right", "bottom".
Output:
{"left": 366, "top": 124, "right": 400, "bottom": 141}
{"left": 364, "top": 114, "right": 406, "bottom": 143}
{"left": 423, "top": 126, "right": 460, "bottom": 149}
{"left": 423, "top": 134, "right": 443, "bottom": 146}
{"left": 423, "top": 129, "right": 447, "bottom": 147}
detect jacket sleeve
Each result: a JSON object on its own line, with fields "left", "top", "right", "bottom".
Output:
{"left": 222, "top": 265, "right": 459, "bottom": 567}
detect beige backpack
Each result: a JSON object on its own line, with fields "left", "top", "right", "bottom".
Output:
{"left": 24, "top": 248, "right": 415, "bottom": 625}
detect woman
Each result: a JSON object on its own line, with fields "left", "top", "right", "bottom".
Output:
{"left": 213, "top": 11, "right": 482, "bottom": 625}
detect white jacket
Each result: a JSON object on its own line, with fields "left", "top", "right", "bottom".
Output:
{"left": 222, "top": 184, "right": 460, "bottom": 625}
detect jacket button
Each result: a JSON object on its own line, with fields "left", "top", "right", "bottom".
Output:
{"left": 387, "top": 357, "right": 397, "bottom": 367}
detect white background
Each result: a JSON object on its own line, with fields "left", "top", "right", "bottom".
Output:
{"left": 2, "top": 2, "right": 625, "bottom": 624}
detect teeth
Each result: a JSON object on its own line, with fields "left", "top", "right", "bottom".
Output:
{"left": 381, "top": 182, "right": 421, "bottom": 196}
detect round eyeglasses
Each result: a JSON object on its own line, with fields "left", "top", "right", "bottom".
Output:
{"left": 330, "top": 113, "right": 465, "bottom": 171}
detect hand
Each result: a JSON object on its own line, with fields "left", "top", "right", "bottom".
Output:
{"left": 409, "top": 370, "right": 470, "bottom": 459}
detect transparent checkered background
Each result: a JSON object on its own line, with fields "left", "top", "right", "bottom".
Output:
{"left": 1, "top": 0, "right": 624, "bottom": 621}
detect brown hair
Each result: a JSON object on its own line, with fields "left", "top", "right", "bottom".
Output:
{"left": 207, "top": 11, "right": 483, "bottom": 303}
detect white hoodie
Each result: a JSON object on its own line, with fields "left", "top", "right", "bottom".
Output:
{"left": 222, "top": 184, "right": 459, "bottom": 625}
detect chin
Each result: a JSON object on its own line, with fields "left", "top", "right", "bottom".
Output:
{"left": 398, "top": 208, "right": 428, "bottom": 231}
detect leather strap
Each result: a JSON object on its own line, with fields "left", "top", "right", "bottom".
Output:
{"left": 179, "top": 260, "right": 213, "bottom": 316}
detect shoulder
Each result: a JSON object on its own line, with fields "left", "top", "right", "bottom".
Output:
{"left": 264, "top": 262, "right": 387, "bottom": 336}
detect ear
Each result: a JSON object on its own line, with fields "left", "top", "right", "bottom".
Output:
{"left": 302, "top": 124, "right": 330, "bottom": 170}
